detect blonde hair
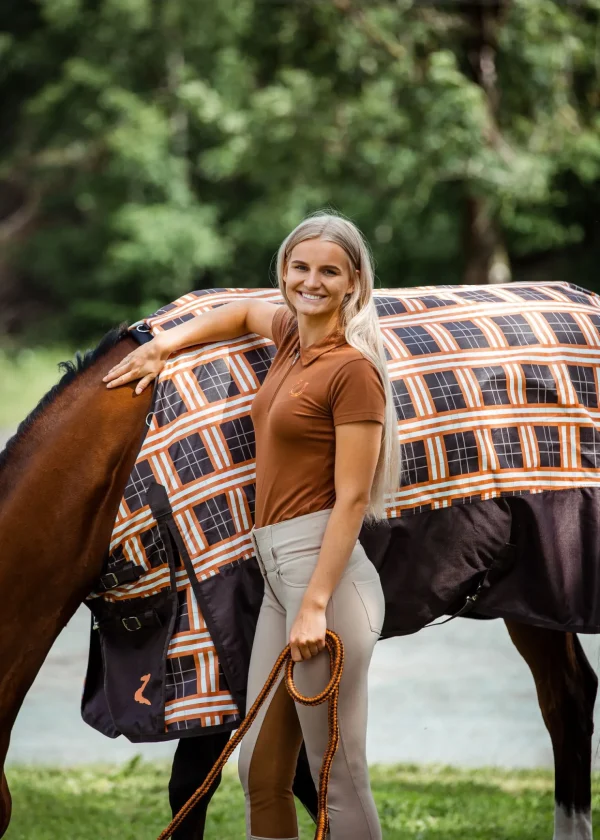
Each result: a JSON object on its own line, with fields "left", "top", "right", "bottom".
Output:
{"left": 275, "top": 211, "right": 401, "bottom": 524}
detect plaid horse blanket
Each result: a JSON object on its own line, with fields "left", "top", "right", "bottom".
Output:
{"left": 83, "top": 281, "right": 600, "bottom": 742}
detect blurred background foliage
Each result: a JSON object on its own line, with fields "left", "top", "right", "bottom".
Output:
{"left": 0, "top": 0, "right": 599, "bottom": 344}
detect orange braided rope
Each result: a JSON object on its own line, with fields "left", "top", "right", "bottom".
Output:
{"left": 156, "top": 629, "right": 344, "bottom": 840}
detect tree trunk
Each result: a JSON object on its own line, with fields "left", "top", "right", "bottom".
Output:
{"left": 0, "top": 179, "right": 41, "bottom": 334}
{"left": 461, "top": 1, "right": 512, "bottom": 285}
{"left": 463, "top": 194, "right": 511, "bottom": 285}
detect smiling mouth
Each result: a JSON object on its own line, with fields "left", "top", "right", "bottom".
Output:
{"left": 299, "top": 292, "right": 326, "bottom": 301}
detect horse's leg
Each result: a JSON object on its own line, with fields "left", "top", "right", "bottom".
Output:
{"left": 292, "top": 742, "right": 319, "bottom": 822}
{"left": 505, "top": 621, "right": 597, "bottom": 840}
{"left": 0, "top": 734, "right": 11, "bottom": 838}
{"left": 168, "top": 731, "right": 231, "bottom": 839}
{"left": 0, "top": 774, "right": 10, "bottom": 839}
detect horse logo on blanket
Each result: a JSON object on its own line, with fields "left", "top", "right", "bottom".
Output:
{"left": 83, "top": 282, "right": 600, "bottom": 743}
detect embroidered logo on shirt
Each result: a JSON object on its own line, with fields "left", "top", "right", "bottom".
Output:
{"left": 289, "top": 379, "right": 309, "bottom": 397}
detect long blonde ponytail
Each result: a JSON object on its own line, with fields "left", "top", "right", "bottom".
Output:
{"left": 275, "top": 211, "right": 401, "bottom": 523}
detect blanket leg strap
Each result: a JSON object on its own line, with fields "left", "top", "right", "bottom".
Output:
{"left": 156, "top": 630, "right": 345, "bottom": 840}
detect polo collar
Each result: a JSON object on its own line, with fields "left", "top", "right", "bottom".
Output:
{"left": 290, "top": 320, "right": 347, "bottom": 367}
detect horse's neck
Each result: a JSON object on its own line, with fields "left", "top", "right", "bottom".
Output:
{"left": 0, "top": 339, "right": 151, "bottom": 730}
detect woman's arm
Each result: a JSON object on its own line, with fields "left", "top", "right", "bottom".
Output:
{"left": 103, "top": 299, "right": 279, "bottom": 393}
{"left": 288, "top": 420, "right": 383, "bottom": 662}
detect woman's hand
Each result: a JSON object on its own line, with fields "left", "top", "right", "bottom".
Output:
{"left": 289, "top": 604, "right": 327, "bottom": 662}
{"left": 103, "top": 335, "right": 172, "bottom": 394}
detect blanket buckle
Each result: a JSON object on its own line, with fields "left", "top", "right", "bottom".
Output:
{"left": 100, "top": 572, "right": 119, "bottom": 590}
{"left": 122, "top": 616, "right": 142, "bottom": 632}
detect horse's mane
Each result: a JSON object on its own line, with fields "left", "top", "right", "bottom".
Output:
{"left": 0, "top": 324, "right": 130, "bottom": 476}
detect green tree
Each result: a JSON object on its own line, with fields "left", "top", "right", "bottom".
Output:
{"left": 0, "top": 0, "right": 599, "bottom": 341}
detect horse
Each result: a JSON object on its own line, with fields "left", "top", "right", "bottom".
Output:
{"left": 0, "top": 325, "right": 316, "bottom": 839}
{"left": 0, "top": 327, "right": 152, "bottom": 836}
{"left": 0, "top": 286, "right": 598, "bottom": 840}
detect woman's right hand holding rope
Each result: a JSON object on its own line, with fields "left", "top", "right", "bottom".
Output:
{"left": 156, "top": 630, "right": 344, "bottom": 840}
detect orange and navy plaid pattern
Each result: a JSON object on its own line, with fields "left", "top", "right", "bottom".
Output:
{"left": 91, "top": 282, "right": 600, "bottom": 733}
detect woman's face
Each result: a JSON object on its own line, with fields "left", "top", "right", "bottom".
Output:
{"left": 283, "top": 238, "right": 357, "bottom": 322}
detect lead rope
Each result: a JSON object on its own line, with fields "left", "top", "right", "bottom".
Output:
{"left": 156, "top": 629, "right": 345, "bottom": 840}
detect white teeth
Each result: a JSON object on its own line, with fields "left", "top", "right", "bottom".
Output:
{"left": 300, "top": 293, "right": 324, "bottom": 300}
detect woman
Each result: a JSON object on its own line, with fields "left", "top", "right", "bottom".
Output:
{"left": 104, "top": 212, "right": 400, "bottom": 840}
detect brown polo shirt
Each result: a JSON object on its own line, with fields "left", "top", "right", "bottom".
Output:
{"left": 251, "top": 305, "right": 386, "bottom": 528}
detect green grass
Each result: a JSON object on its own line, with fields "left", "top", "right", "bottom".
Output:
{"left": 0, "top": 347, "right": 74, "bottom": 428}
{"left": 4, "top": 760, "right": 599, "bottom": 839}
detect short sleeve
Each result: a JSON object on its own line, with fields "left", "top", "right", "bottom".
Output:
{"left": 330, "top": 358, "right": 386, "bottom": 425}
{"left": 271, "top": 305, "right": 296, "bottom": 348}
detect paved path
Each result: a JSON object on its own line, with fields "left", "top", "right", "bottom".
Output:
{"left": 7, "top": 605, "right": 600, "bottom": 768}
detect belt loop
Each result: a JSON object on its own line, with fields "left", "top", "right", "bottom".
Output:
{"left": 269, "top": 547, "right": 281, "bottom": 581}
{"left": 250, "top": 528, "right": 265, "bottom": 576}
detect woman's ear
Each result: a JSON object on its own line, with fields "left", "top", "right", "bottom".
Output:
{"left": 348, "top": 272, "right": 359, "bottom": 296}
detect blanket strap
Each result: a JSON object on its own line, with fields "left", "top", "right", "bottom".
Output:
{"left": 422, "top": 542, "right": 517, "bottom": 630}
{"left": 93, "top": 607, "right": 164, "bottom": 633}
{"left": 98, "top": 559, "right": 144, "bottom": 591}
{"left": 146, "top": 482, "right": 183, "bottom": 571}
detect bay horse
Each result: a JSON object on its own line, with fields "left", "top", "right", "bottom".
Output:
{"left": 0, "top": 324, "right": 597, "bottom": 839}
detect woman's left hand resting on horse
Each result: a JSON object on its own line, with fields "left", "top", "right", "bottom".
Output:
{"left": 288, "top": 419, "right": 383, "bottom": 662}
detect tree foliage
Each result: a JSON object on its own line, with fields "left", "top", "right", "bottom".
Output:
{"left": 0, "top": 0, "right": 599, "bottom": 340}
